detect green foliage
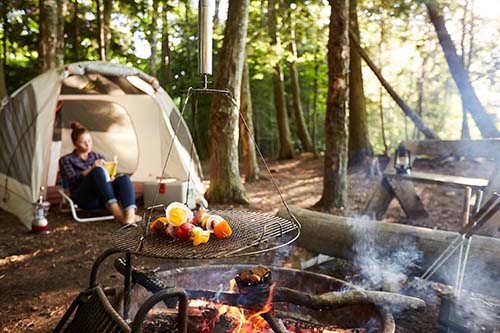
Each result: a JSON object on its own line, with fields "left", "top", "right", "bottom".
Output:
{"left": 2, "top": 0, "right": 499, "bottom": 159}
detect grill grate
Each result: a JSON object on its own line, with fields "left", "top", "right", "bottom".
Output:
{"left": 109, "top": 210, "right": 300, "bottom": 259}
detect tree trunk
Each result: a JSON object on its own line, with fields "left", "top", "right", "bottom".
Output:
{"left": 348, "top": 0, "right": 372, "bottom": 167}
{"left": 267, "top": 0, "right": 294, "bottom": 160}
{"left": 0, "top": 59, "right": 6, "bottom": 100}
{"left": 288, "top": 19, "right": 313, "bottom": 153}
{"left": 95, "top": 0, "right": 105, "bottom": 60}
{"left": 1, "top": 3, "right": 6, "bottom": 65}
{"left": 160, "top": 1, "right": 172, "bottom": 89}
{"left": 206, "top": 0, "right": 249, "bottom": 204}
{"left": 103, "top": 0, "right": 112, "bottom": 59}
{"left": 350, "top": 31, "right": 440, "bottom": 140}
{"left": 72, "top": 0, "right": 80, "bottom": 61}
{"left": 314, "top": 0, "right": 349, "bottom": 211}
{"left": 39, "top": 0, "right": 60, "bottom": 72}
{"left": 240, "top": 58, "right": 260, "bottom": 182}
{"left": 214, "top": 0, "right": 221, "bottom": 29}
{"left": 149, "top": 0, "right": 159, "bottom": 76}
{"left": 426, "top": 0, "right": 499, "bottom": 138}
{"left": 311, "top": 58, "right": 319, "bottom": 157}
{"left": 55, "top": 0, "right": 65, "bottom": 67}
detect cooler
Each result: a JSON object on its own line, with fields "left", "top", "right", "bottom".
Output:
{"left": 143, "top": 179, "right": 196, "bottom": 209}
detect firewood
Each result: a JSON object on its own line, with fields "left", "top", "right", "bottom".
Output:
{"left": 273, "top": 287, "right": 425, "bottom": 311}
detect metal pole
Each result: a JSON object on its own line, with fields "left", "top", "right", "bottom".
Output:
{"left": 199, "top": 0, "right": 214, "bottom": 87}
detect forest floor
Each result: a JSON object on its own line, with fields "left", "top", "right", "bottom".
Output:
{"left": 1, "top": 152, "right": 499, "bottom": 332}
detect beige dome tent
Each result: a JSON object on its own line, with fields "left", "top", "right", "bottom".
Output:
{"left": 0, "top": 61, "right": 206, "bottom": 230}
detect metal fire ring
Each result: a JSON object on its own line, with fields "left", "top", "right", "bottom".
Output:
{"left": 109, "top": 210, "right": 300, "bottom": 259}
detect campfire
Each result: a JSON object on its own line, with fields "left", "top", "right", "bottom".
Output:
{"left": 116, "top": 262, "right": 424, "bottom": 333}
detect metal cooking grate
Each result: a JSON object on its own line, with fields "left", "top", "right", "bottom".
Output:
{"left": 109, "top": 210, "right": 300, "bottom": 259}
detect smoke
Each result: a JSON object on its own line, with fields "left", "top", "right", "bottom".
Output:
{"left": 347, "top": 216, "right": 422, "bottom": 293}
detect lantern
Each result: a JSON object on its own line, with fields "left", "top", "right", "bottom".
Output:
{"left": 394, "top": 144, "right": 412, "bottom": 174}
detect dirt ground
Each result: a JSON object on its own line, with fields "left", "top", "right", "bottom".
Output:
{"left": 1, "top": 153, "right": 499, "bottom": 332}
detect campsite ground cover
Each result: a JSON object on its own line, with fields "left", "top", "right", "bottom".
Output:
{"left": 0, "top": 153, "right": 494, "bottom": 332}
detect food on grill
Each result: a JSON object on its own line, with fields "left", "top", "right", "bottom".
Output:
{"left": 205, "top": 215, "right": 232, "bottom": 239}
{"left": 149, "top": 202, "right": 231, "bottom": 246}
{"left": 193, "top": 210, "right": 233, "bottom": 239}
{"left": 165, "top": 202, "right": 193, "bottom": 227}
{"left": 190, "top": 226, "right": 210, "bottom": 246}
{"left": 175, "top": 222, "right": 195, "bottom": 241}
{"left": 192, "top": 209, "right": 210, "bottom": 227}
{"left": 150, "top": 217, "right": 168, "bottom": 235}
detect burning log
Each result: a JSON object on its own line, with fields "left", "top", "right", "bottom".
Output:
{"left": 273, "top": 288, "right": 425, "bottom": 310}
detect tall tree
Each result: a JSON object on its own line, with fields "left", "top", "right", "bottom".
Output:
{"left": 206, "top": 0, "right": 250, "bottom": 204}
{"left": 240, "top": 58, "right": 260, "bottom": 182}
{"left": 267, "top": 0, "right": 294, "bottom": 159}
{"left": 95, "top": 0, "right": 105, "bottom": 60}
{"left": 348, "top": 0, "right": 372, "bottom": 167}
{"left": 0, "top": 59, "right": 6, "bottom": 100}
{"left": 459, "top": 0, "right": 475, "bottom": 139}
{"left": 426, "top": 0, "right": 499, "bottom": 138}
{"left": 288, "top": 11, "right": 313, "bottom": 153}
{"left": 71, "top": 0, "right": 81, "bottom": 61}
{"left": 39, "top": 0, "right": 61, "bottom": 72}
{"left": 149, "top": 0, "right": 159, "bottom": 76}
{"left": 315, "top": 0, "right": 349, "bottom": 211}
{"left": 159, "top": 1, "right": 172, "bottom": 88}
{"left": 103, "top": 0, "right": 112, "bottom": 59}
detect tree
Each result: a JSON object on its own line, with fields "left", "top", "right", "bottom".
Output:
{"left": 159, "top": 1, "right": 172, "bottom": 88}
{"left": 348, "top": 0, "right": 373, "bottom": 167}
{"left": 149, "top": 0, "right": 159, "bottom": 76}
{"left": 103, "top": 0, "right": 112, "bottom": 59}
{"left": 314, "top": 0, "right": 349, "bottom": 211}
{"left": 426, "top": 0, "right": 500, "bottom": 138}
{"left": 240, "top": 58, "right": 260, "bottom": 182}
{"left": 0, "top": 59, "right": 6, "bottom": 100}
{"left": 39, "top": 0, "right": 62, "bottom": 72}
{"left": 267, "top": 0, "right": 294, "bottom": 159}
{"left": 95, "top": 0, "right": 105, "bottom": 60}
{"left": 288, "top": 10, "right": 313, "bottom": 153}
{"left": 206, "top": 0, "right": 250, "bottom": 204}
{"left": 70, "top": 0, "right": 81, "bottom": 61}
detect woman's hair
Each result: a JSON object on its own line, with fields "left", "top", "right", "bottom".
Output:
{"left": 70, "top": 121, "right": 88, "bottom": 143}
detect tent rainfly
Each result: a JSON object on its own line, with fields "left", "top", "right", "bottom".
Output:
{"left": 0, "top": 61, "right": 206, "bottom": 230}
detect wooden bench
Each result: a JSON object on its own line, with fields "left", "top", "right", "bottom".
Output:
{"left": 364, "top": 139, "right": 500, "bottom": 232}
{"left": 382, "top": 171, "right": 488, "bottom": 223}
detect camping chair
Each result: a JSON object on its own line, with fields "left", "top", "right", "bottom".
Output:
{"left": 54, "top": 248, "right": 188, "bottom": 333}
{"left": 58, "top": 180, "right": 115, "bottom": 223}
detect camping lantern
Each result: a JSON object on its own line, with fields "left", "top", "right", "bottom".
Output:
{"left": 32, "top": 186, "right": 50, "bottom": 234}
{"left": 394, "top": 144, "right": 412, "bottom": 174}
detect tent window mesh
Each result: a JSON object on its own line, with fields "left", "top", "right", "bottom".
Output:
{"left": 0, "top": 84, "right": 37, "bottom": 186}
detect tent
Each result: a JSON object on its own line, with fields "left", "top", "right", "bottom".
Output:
{"left": 0, "top": 61, "right": 206, "bottom": 230}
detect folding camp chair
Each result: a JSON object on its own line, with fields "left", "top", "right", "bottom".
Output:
{"left": 54, "top": 248, "right": 188, "bottom": 333}
{"left": 58, "top": 180, "right": 115, "bottom": 223}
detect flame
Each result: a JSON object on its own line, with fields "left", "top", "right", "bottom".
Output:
{"left": 187, "top": 278, "right": 276, "bottom": 333}
{"left": 186, "top": 279, "right": 350, "bottom": 333}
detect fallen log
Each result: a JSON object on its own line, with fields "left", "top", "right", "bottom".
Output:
{"left": 277, "top": 205, "right": 500, "bottom": 297}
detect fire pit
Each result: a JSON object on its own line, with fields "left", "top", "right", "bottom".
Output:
{"left": 120, "top": 264, "right": 408, "bottom": 333}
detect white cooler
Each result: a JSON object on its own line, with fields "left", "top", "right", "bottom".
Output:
{"left": 143, "top": 179, "right": 196, "bottom": 209}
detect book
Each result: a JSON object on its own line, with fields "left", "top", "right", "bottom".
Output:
{"left": 104, "top": 161, "right": 118, "bottom": 177}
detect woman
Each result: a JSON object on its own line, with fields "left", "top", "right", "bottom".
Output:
{"left": 59, "top": 122, "right": 139, "bottom": 226}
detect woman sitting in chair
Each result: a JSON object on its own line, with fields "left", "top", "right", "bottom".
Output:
{"left": 59, "top": 122, "right": 139, "bottom": 226}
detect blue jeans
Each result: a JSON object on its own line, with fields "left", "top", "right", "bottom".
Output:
{"left": 71, "top": 167, "right": 137, "bottom": 212}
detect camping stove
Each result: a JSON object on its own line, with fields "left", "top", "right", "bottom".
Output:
{"left": 116, "top": 262, "right": 397, "bottom": 333}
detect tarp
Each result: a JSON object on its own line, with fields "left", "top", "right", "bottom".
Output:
{"left": 0, "top": 61, "right": 205, "bottom": 229}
